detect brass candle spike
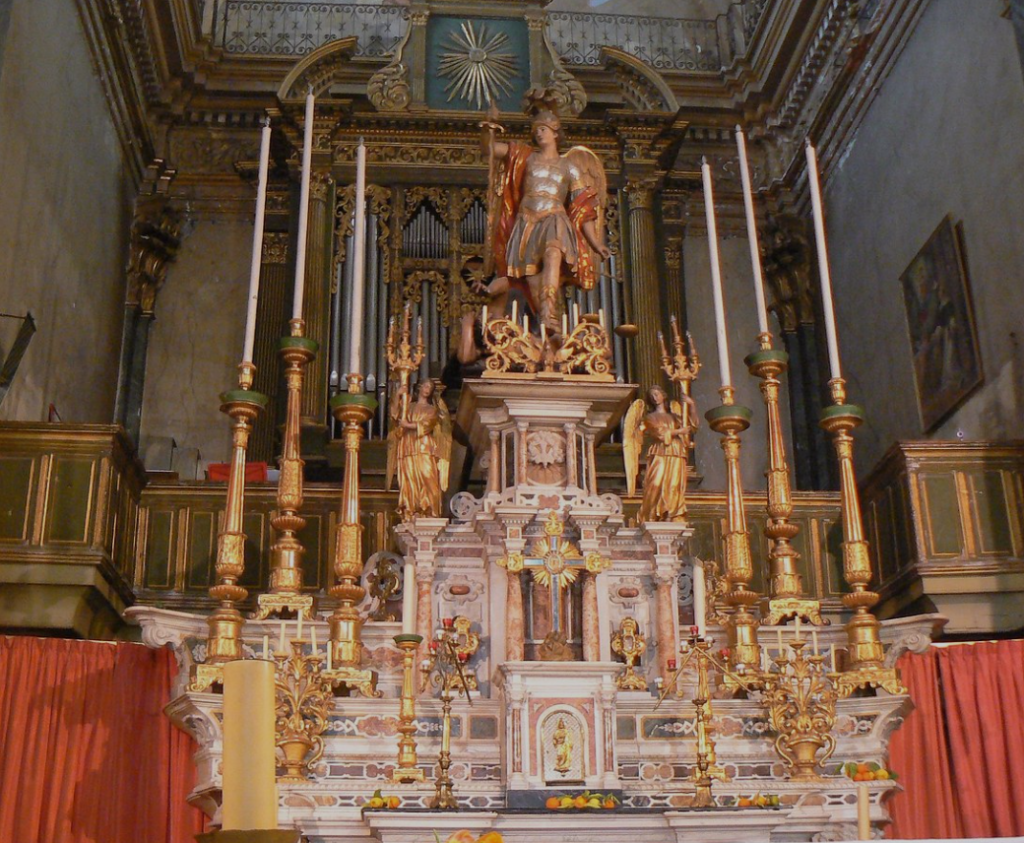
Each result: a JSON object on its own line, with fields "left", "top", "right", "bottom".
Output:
{"left": 820, "top": 378, "right": 905, "bottom": 698}
{"left": 191, "top": 361, "right": 268, "bottom": 692}
{"left": 391, "top": 632, "right": 426, "bottom": 783}
{"left": 745, "top": 331, "right": 824, "bottom": 627}
{"left": 256, "top": 318, "right": 317, "bottom": 622}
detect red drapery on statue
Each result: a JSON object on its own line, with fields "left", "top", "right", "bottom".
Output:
{"left": 888, "top": 639, "right": 1024, "bottom": 838}
{"left": 0, "top": 636, "right": 205, "bottom": 843}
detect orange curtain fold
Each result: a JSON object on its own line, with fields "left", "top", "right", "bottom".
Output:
{"left": 888, "top": 640, "right": 1024, "bottom": 839}
{"left": 887, "top": 648, "right": 963, "bottom": 838}
{"left": 0, "top": 636, "right": 205, "bottom": 843}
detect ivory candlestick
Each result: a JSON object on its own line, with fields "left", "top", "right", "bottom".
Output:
{"left": 348, "top": 137, "right": 367, "bottom": 376}
{"left": 701, "top": 157, "right": 732, "bottom": 389}
{"left": 735, "top": 126, "right": 769, "bottom": 336}
{"left": 242, "top": 118, "right": 272, "bottom": 364}
{"left": 805, "top": 139, "right": 842, "bottom": 380}
{"left": 291, "top": 90, "right": 315, "bottom": 319}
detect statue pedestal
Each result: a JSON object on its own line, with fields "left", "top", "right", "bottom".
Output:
{"left": 454, "top": 378, "right": 635, "bottom": 511}
{"left": 495, "top": 661, "right": 623, "bottom": 800}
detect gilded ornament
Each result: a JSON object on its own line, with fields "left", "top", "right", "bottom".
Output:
{"left": 611, "top": 617, "right": 648, "bottom": 691}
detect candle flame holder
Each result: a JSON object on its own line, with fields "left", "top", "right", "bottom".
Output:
{"left": 391, "top": 633, "right": 426, "bottom": 783}
{"left": 481, "top": 315, "right": 613, "bottom": 380}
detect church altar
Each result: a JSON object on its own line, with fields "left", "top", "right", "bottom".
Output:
{"left": 128, "top": 373, "right": 936, "bottom": 841}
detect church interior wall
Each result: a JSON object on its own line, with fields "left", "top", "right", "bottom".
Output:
{"left": 822, "top": 0, "right": 1024, "bottom": 472}
{"left": 138, "top": 212, "right": 252, "bottom": 470}
{"left": 683, "top": 230, "right": 794, "bottom": 490}
{"left": 0, "top": 0, "right": 132, "bottom": 425}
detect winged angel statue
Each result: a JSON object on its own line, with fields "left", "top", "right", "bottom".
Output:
{"left": 479, "top": 92, "right": 611, "bottom": 339}
{"left": 386, "top": 379, "right": 453, "bottom": 521}
{"left": 623, "top": 385, "right": 698, "bottom": 523}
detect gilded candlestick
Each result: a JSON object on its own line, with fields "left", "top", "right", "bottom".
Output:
{"left": 256, "top": 318, "right": 317, "bottom": 621}
{"left": 391, "top": 633, "right": 426, "bottom": 783}
{"left": 422, "top": 625, "right": 475, "bottom": 810}
{"left": 745, "top": 332, "right": 824, "bottom": 627}
{"left": 820, "top": 378, "right": 905, "bottom": 698}
{"left": 656, "top": 632, "right": 750, "bottom": 807}
{"left": 325, "top": 375, "right": 379, "bottom": 697}
{"left": 191, "top": 362, "right": 268, "bottom": 692}
{"left": 705, "top": 388, "right": 762, "bottom": 684}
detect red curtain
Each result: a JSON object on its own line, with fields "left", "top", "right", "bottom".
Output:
{"left": 888, "top": 639, "right": 1024, "bottom": 838}
{"left": 0, "top": 636, "right": 206, "bottom": 843}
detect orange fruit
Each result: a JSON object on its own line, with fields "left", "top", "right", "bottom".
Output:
{"left": 545, "top": 797, "right": 560, "bottom": 810}
{"left": 445, "top": 832, "right": 476, "bottom": 843}
{"left": 388, "top": 796, "right": 401, "bottom": 809}
{"left": 857, "top": 763, "right": 871, "bottom": 774}
{"left": 477, "top": 833, "right": 504, "bottom": 843}
{"left": 603, "top": 798, "right": 617, "bottom": 809}
{"left": 574, "top": 795, "right": 588, "bottom": 809}
{"left": 738, "top": 798, "right": 752, "bottom": 807}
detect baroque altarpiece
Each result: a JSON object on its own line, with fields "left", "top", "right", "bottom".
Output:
{"left": 110, "top": 0, "right": 944, "bottom": 840}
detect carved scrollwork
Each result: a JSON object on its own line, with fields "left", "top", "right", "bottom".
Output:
{"left": 368, "top": 62, "right": 412, "bottom": 112}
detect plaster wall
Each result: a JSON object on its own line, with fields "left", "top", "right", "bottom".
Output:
{"left": 823, "top": 0, "right": 1024, "bottom": 472}
{"left": 684, "top": 229, "right": 792, "bottom": 492}
{"left": 0, "top": 0, "right": 132, "bottom": 423}
{"left": 139, "top": 214, "right": 252, "bottom": 469}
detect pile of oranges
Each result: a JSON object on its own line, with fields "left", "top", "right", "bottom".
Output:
{"left": 363, "top": 789, "right": 402, "bottom": 809}
{"left": 441, "top": 832, "right": 503, "bottom": 843}
{"left": 840, "top": 762, "right": 898, "bottom": 782}
{"left": 544, "top": 791, "right": 620, "bottom": 810}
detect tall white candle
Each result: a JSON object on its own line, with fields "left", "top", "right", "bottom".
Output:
{"left": 701, "top": 158, "right": 732, "bottom": 389}
{"left": 348, "top": 138, "right": 368, "bottom": 377}
{"left": 291, "top": 90, "right": 316, "bottom": 320}
{"left": 735, "top": 126, "right": 769, "bottom": 336}
{"left": 242, "top": 118, "right": 273, "bottom": 364}
{"left": 805, "top": 139, "right": 842, "bottom": 380}
{"left": 692, "top": 559, "right": 706, "bottom": 637}
{"left": 857, "top": 783, "right": 871, "bottom": 840}
{"left": 402, "top": 560, "right": 416, "bottom": 635}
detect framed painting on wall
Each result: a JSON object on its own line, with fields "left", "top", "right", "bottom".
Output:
{"left": 899, "top": 215, "right": 983, "bottom": 432}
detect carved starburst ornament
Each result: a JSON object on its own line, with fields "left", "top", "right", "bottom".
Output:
{"left": 438, "top": 21, "right": 519, "bottom": 109}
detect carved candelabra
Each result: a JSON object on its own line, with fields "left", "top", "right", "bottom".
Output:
{"left": 656, "top": 629, "right": 753, "bottom": 808}
{"left": 256, "top": 318, "right": 317, "bottom": 622}
{"left": 391, "top": 632, "right": 426, "bottom": 783}
{"left": 820, "top": 378, "right": 905, "bottom": 698}
{"left": 421, "top": 619, "right": 475, "bottom": 810}
{"left": 325, "top": 375, "right": 380, "bottom": 697}
{"left": 705, "top": 387, "right": 762, "bottom": 686}
{"left": 657, "top": 315, "right": 701, "bottom": 409}
{"left": 273, "top": 634, "right": 334, "bottom": 782}
{"left": 746, "top": 333, "right": 824, "bottom": 627}
{"left": 191, "top": 362, "right": 268, "bottom": 692}
{"left": 762, "top": 635, "right": 838, "bottom": 780}
{"left": 481, "top": 312, "right": 613, "bottom": 380}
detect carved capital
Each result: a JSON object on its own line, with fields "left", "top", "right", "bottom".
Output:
{"left": 262, "top": 232, "right": 289, "bottom": 265}
{"left": 310, "top": 171, "right": 332, "bottom": 203}
{"left": 125, "top": 196, "right": 181, "bottom": 315}
{"left": 623, "top": 174, "right": 660, "bottom": 210}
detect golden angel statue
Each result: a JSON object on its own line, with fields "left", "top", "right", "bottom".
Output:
{"left": 386, "top": 379, "right": 452, "bottom": 520}
{"left": 623, "top": 384, "right": 698, "bottom": 523}
{"left": 479, "top": 92, "right": 611, "bottom": 339}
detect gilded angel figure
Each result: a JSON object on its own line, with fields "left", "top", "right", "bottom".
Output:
{"left": 478, "top": 92, "right": 611, "bottom": 340}
{"left": 386, "top": 379, "right": 453, "bottom": 521}
{"left": 623, "top": 385, "right": 698, "bottom": 523}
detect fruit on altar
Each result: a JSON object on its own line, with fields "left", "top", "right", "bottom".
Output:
{"left": 367, "top": 797, "right": 384, "bottom": 809}
{"left": 559, "top": 796, "right": 574, "bottom": 809}
{"left": 443, "top": 830, "right": 477, "bottom": 843}
{"left": 602, "top": 797, "right": 618, "bottom": 809}
{"left": 475, "top": 833, "right": 504, "bottom": 843}
{"left": 573, "top": 795, "right": 588, "bottom": 809}
{"left": 840, "top": 761, "right": 898, "bottom": 782}
{"left": 545, "top": 796, "right": 561, "bottom": 810}
{"left": 388, "top": 796, "right": 401, "bottom": 809}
